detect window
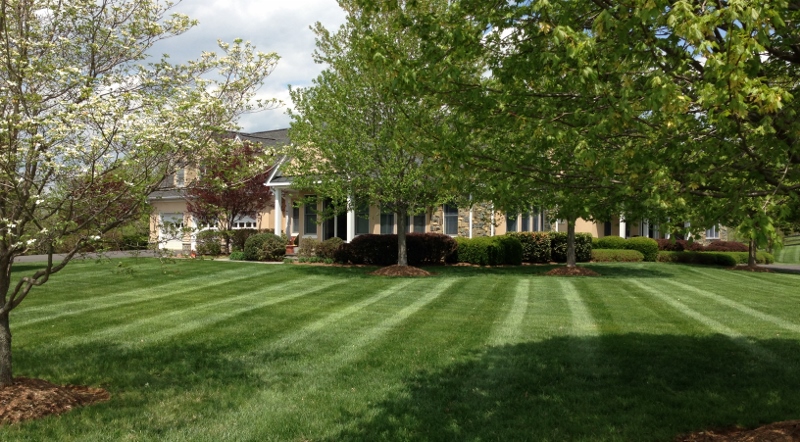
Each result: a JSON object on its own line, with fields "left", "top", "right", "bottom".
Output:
{"left": 506, "top": 213, "right": 518, "bottom": 232}
{"left": 161, "top": 213, "right": 184, "bottom": 230}
{"left": 444, "top": 204, "right": 458, "bottom": 235}
{"left": 380, "top": 210, "right": 395, "bottom": 234}
{"left": 533, "top": 208, "right": 542, "bottom": 232}
{"left": 291, "top": 206, "right": 300, "bottom": 235}
{"left": 304, "top": 196, "right": 318, "bottom": 236}
{"left": 604, "top": 221, "right": 612, "bottom": 236}
{"left": 407, "top": 213, "right": 425, "bottom": 233}
{"left": 354, "top": 203, "right": 369, "bottom": 235}
{"left": 706, "top": 225, "right": 720, "bottom": 239}
{"left": 175, "top": 167, "right": 185, "bottom": 187}
{"left": 520, "top": 213, "right": 530, "bottom": 232}
{"left": 232, "top": 216, "right": 256, "bottom": 229}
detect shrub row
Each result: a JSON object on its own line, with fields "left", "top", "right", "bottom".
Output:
{"left": 454, "top": 236, "right": 523, "bottom": 266}
{"left": 591, "top": 249, "right": 644, "bottom": 262}
{"left": 506, "top": 232, "right": 551, "bottom": 263}
{"left": 549, "top": 232, "right": 593, "bottom": 263}
{"left": 334, "top": 233, "right": 457, "bottom": 266}
{"left": 657, "top": 251, "right": 775, "bottom": 266}
{"left": 655, "top": 239, "right": 748, "bottom": 252}
{"left": 299, "top": 237, "right": 344, "bottom": 259}
{"left": 592, "top": 235, "right": 659, "bottom": 261}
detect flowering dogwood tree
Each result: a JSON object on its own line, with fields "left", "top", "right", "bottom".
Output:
{"left": 0, "top": 0, "right": 278, "bottom": 386}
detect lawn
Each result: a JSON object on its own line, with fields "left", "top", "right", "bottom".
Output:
{"left": 775, "top": 245, "right": 800, "bottom": 264}
{"left": 2, "top": 259, "right": 800, "bottom": 441}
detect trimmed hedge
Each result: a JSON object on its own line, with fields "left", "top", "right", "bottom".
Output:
{"left": 549, "top": 232, "right": 592, "bottom": 263}
{"left": 655, "top": 239, "right": 704, "bottom": 252}
{"left": 317, "top": 237, "right": 344, "bottom": 259}
{"left": 594, "top": 235, "right": 627, "bottom": 250}
{"left": 592, "top": 249, "right": 644, "bottom": 262}
{"left": 704, "top": 241, "right": 749, "bottom": 252}
{"left": 506, "top": 232, "right": 551, "bottom": 263}
{"left": 657, "top": 251, "right": 775, "bottom": 266}
{"left": 625, "top": 237, "right": 659, "bottom": 262}
{"left": 229, "top": 251, "right": 245, "bottom": 261}
{"left": 195, "top": 230, "right": 223, "bottom": 256}
{"left": 454, "top": 235, "right": 523, "bottom": 266}
{"left": 334, "top": 233, "right": 456, "bottom": 266}
{"left": 298, "top": 238, "right": 320, "bottom": 258}
{"left": 243, "top": 233, "right": 285, "bottom": 262}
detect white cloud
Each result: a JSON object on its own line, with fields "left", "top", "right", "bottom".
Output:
{"left": 150, "top": 0, "right": 347, "bottom": 131}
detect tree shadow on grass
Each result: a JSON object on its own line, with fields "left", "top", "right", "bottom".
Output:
{"left": 328, "top": 334, "right": 800, "bottom": 442}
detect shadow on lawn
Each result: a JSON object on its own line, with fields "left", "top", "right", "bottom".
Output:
{"left": 329, "top": 334, "right": 800, "bottom": 442}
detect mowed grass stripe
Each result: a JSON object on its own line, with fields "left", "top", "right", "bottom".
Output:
{"left": 14, "top": 268, "right": 264, "bottom": 329}
{"left": 681, "top": 265, "right": 800, "bottom": 291}
{"left": 177, "top": 277, "right": 459, "bottom": 441}
{"left": 663, "top": 280, "right": 800, "bottom": 335}
{"left": 776, "top": 245, "right": 800, "bottom": 264}
{"left": 487, "top": 278, "right": 530, "bottom": 346}
{"left": 632, "top": 280, "right": 775, "bottom": 360}
{"left": 16, "top": 264, "right": 255, "bottom": 316}
{"left": 57, "top": 276, "right": 340, "bottom": 346}
{"left": 561, "top": 280, "right": 599, "bottom": 337}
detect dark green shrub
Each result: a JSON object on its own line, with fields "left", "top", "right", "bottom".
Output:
{"left": 195, "top": 230, "right": 223, "bottom": 256}
{"left": 333, "top": 242, "right": 356, "bottom": 264}
{"left": 657, "top": 250, "right": 774, "bottom": 266}
{"left": 549, "top": 232, "right": 592, "bottom": 263}
{"left": 498, "top": 235, "right": 523, "bottom": 265}
{"left": 704, "top": 241, "right": 748, "bottom": 252}
{"left": 243, "top": 233, "right": 285, "bottom": 261}
{"left": 624, "top": 237, "right": 659, "bottom": 262}
{"left": 507, "top": 232, "right": 551, "bottom": 263}
{"left": 229, "top": 251, "right": 245, "bottom": 261}
{"left": 595, "top": 235, "right": 627, "bottom": 250}
{"left": 229, "top": 228, "right": 258, "bottom": 252}
{"left": 407, "top": 233, "right": 458, "bottom": 265}
{"left": 453, "top": 236, "right": 522, "bottom": 266}
{"left": 317, "top": 237, "right": 344, "bottom": 259}
{"left": 592, "top": 249, "right": 644, "bottom": 262}
{"left": 336, "top": 234, "right": 457, "bottom": 266}
{"left": 342, "top": 234, "right": 396, "bottom": 265}
{"left": 121, "top": 234, "right": 149, "bottom": 250}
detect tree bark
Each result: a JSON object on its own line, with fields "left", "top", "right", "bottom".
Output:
{"left": 748, "top": 238, "right": 758, "bottom": 268}
{"left": 397, "top": 211, "right": 408, "bottom": 266}
{"left": 0, "top": 312, "right": 12, "bottom": 387}
{"left": 567, "top": 218, "right": 577, "bottom": 268}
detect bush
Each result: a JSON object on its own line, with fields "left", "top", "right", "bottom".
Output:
{"left": 592, "top": 249, "right": 644, "bottom": 262}
{"left": 657, "top": 250, "right": 774, "bottom": 266}
{"left": 195, "top": 230, "right": 223, "bottom": 256}
{"left": 243, "top": 233, "right": 285, "bottom": 261}
{"left": 336, "top": 234, "right": 457, "bottom": 266}
{"left": 228, "top": 228, "right": 258, "bottom": 252}
{"left": 453, "top": 236, "right": 523, "bottom": 266}
{"left": 317, "top": 237, "right": 344, "bottom": 259}
{"left": 624, "top": 237, "right": 659, "bottom": 262}
{"left": 507, "top": 232, "right": 551, "bottom": 263}
{"left": 595, "top": 235, "right": 627, "bottom": 250}
{"left": 406, "top": 233, "right": 458, "bottom": 265}
{"left": 298, "top": 237, "right": 321, "bottom": 258}
{"left": 121, "top": 234, "right": 149, "bottom": 250}
{"left": 229, "top": 251, "right": 245, "bottom": 261}
{"left": 549, "top": 232, "right": 592, "bottom": 263}
{"left": 704, "top": 241, "right": 748, "bottom": 252}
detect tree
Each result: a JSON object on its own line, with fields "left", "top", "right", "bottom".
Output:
{"left": 287, "top": 0, "right": 459, "bottom": 267}
{"left": 0, "top": 0, "right": 278, "bottom": 387}
{"left": 186, "top": 138, "right": 276, "bottom": 252}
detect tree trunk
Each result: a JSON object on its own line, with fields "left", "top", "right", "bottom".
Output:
{"left": 748, "top": 238, "right": 758, "bottom": 268}
{"left": 0, "top": 312, "right": 12, "bottom": 387}
{"left": 566, "top": 218, "right": 577, "bottom": 268}
{"left": 397, "top": 212, "right": 408, "bottom": 266}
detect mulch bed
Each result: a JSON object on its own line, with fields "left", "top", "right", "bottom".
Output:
{"left": 678, "top": 420, "right": 800, "bottom": 441}
{"left": 370, "top": 265, "right": 432, "bottom": 277}
{"left": 0, "top": 377, "right": 109, "bottom": 425}
{"left": 545, "top": 266, "right": 600, "bottom": 277}
{"left": 730, "top": 265, "right": 774, "bottom": 273}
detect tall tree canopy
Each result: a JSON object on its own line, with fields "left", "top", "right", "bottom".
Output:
{"left": 0, "top": 0, "right": 278, "bottom": 386}
{"left": 287, "top": 0, "right": 461, "bottom": 267}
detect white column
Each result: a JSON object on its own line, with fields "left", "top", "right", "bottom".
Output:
{"left": 490, "top": 204, "right": 495, "bottom": 236}
{"left": 346, "top": 195, "right": 355, "bottom": 243}
{"left": 643, "top": 219, "right": 650, "bottom": 238}
{"left": 468, "top": 194, "right": 473, "bottom": 238}
{"left": 273, "top": 188, "right": 282, "bottom": 236}
{"left": 285, "top": 195, "right": 292, "bottom": 238}
{"left": 619, "top": 214, "right": 626, "bottom": 239}
{"left": 555, "top": 219, "right": 560, "bottom": 232}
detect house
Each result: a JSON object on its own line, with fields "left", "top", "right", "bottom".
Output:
{"left": 149, "top": 128, "right": 725, "bottom": 252}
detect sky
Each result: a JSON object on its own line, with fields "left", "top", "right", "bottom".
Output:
{"left": 150, "top": 0, "right": 347, "bottom": 133}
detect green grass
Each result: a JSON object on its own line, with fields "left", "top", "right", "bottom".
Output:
{"left": 2, "top": 259, "right": 800, "bottom": 441}
{"left": 775, "top": 245, "right": 800, "bottom": 264}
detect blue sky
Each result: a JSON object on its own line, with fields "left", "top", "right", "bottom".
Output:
{"left": 150, "top": 0, "right": 347, "bottom": 132}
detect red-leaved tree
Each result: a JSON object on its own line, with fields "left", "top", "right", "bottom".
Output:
{"left": 186, "top": 140, "right": 275, "bottom": 251}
